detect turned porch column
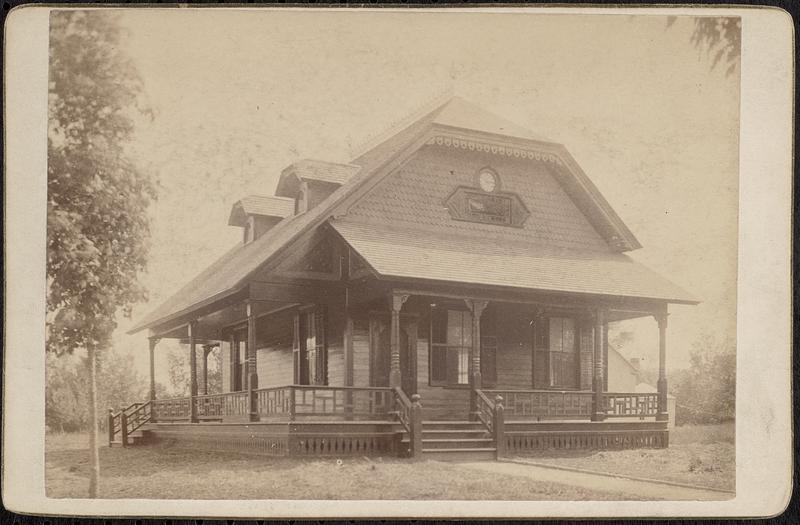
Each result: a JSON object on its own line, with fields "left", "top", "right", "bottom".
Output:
{"left": 389, "top": 293, "right": 409, "bottom": 389}
{"left": 655, "top": 311, "right": 669, "bottom": 422}
{"left": 591, "top": 308, "right": 607, "bottom": 422}
{"left": 465, "top": 299, "right": 488, "bottom": 420}
{"left": 246, "top": 301, "right": 260, "bottom": 421}
{"left": 201, "top": 345, "right": 213, "bottom": 395}
{"left": 188, "top": 321, "right": 198, "bottom": 423}
{"left": 148, "top": 337, "right": 158, "bottom": 402}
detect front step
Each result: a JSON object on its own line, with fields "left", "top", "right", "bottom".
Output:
{"left": 421, "top": 447, "right": 497, "bottom": 461}
{"left": 108, "top": 430, "right": 147, "bottom": 447}
{"left": 404, "top": 421, "right": 497, "bottom": 460}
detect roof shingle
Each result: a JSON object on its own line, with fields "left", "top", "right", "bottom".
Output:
{"left": 331, "top": 219, "right": 698, "bottom": 304}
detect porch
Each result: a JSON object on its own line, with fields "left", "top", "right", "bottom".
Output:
{"left": 118, "top": 276, "right": 676, "bottom": 460}
{"left": 109, "top": 384, "right": 667, "bottom": 458}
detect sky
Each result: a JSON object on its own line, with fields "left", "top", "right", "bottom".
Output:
{"left": 92, "top": 9, "right": 739, "bottom": 388}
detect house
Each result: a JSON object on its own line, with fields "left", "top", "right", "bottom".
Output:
{"left": 606, "top": 349, "right": 677, "bottom": 429}
{"left": 117, "top": 97, "right": 697, "bottom": 459}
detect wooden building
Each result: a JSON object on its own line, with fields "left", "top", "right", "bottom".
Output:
{"left": 117, "top": 97, "right": 697, "bottom": 459}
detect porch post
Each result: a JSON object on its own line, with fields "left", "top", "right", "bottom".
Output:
{"left": 655, "top": 311, "right": 669, "bottom": 422}
{"left": 148, "top": 337, "right": 158, "bottom": 423}
{"left": 465, "top": 299, "right": 488, "bottom": 421}
{"left": 246, "top": 301, "right": 260, "bottom": 422}
{"left": 202, "top": 345, "right": 212, "bottom": 395}
{"left": 591, "top": 309, "right": 606, "bottom": 422}
{"left": 389, "top": 293, "right": 409, "bottom": 389}
{"left": 148, "top": 337, "right": 158, "bottom": 402}
{"left": 188, "top": 321, "right": 198, "bottom": 423}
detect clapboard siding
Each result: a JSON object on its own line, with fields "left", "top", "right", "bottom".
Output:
{"left": 257, "top": 345, "right": 293, "bottom": 387}
{"left": 579, "top": 321, "right": 594, "bottom": 390}
{"left": 352, "top": 320, "right": 371, "bottom": 387}
{"left": 327, "top": 342, "right": 345, "bottom": 387}
{"left": 415, "top": 337, "right": 470, "bottom": 419}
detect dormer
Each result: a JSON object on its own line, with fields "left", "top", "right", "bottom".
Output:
{"left": 228, "top": 195, "right": 294, "bottom": 243}
{"left": 275, "top": 159, "right": 360, "bottom": 214}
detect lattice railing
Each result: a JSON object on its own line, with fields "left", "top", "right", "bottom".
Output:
{"left": 485, "top": 389, "right": 593, "bottom": 419}
{"left": 194, "top": 391, "right": 249, "bottom": 419}
{"left": 153, "top": 396, "right": 191, "bottom": 421}
{"left": 255, "top": 385, "right": 395, "bottom": 420}
{"left": 602, "top": 392, "right": 659, "bottom": 417}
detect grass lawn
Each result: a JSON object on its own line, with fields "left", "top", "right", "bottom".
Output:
{"left": 46, "top": 433, "right": 643, "bottom": 501}
{"left": 513, "top": 423, "right": 735, "bottom": 491}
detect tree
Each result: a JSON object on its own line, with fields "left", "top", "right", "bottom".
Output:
{"left": 46, "top": 349, "right": 148, "bottom": 432}
{"left": 668, "top": 16, "right": 741, "bottom": 76}
{"left": 47, "top": 11, "right": 156, "bottom": 498}
{"left": 671, "top": 334, "right": 736, "bottom": 425}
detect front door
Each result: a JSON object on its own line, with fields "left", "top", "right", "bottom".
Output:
{"left": 369, "top": 315, "right": 417, "bottom": 395}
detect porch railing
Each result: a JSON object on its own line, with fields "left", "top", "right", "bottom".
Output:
{"left": 484, "top": 389, "right": 594, "bottom": 419}
{"left": 194, "top": 391, "right": 249, "bottom": 419}
{"left": 602, "top": 392, "right": 659, "bottom": 417}
{"left": 153, "top": 396, "right": 191, "bottom": 421}
{"left": 256, "top": 385, "right": 395, "bottom": 420}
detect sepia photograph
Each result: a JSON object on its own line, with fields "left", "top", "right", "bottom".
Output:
{"left": 2, "top": 4, "right": 793, "bottom": 519}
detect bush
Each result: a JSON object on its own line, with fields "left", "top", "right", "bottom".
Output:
{"left": 671, "top": 334, "right": 735, "bottom": 425}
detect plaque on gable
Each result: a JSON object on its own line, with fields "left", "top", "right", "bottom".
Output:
{"left": 445, "top": 186, "right": 530, "bottom": 227}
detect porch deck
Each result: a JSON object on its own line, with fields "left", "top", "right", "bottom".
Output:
{"left": 109, "top": 386, "right": 667, "bottom": 459}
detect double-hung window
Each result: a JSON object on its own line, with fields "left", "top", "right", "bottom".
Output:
{"left": 293, "top": 308, "right": 327, "bottom": 385}
{"left": 429, "top": 309, "right": 472, "bottom": 386}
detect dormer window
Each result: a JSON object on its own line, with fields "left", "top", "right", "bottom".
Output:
{"left": 294, "top": 182, "right": 309, "bottom": 215}
{"left": 228, "top": 195, "right": 294, "bottom": 244}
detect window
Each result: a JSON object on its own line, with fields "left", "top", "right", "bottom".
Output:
{"left": 231, "top": 329, "right": 247, "bottom": 391}
{"left": 293, "top": 308, "right": 327, "bottom": 385}
{"left": 430, "top": 309, "right": 472, "bottom": 386}
{"left": 540, "top": 317, "right": 579, "bottom": 389}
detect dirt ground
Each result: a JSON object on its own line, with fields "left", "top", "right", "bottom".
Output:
{"left": 45, "top": 434, "right": 637, "bottom": 500}
{"left": 512, "top": 423, "right": 735, "bottom": 491}
{"left": 45, "top": 423, "right": 733, "bottom": 499}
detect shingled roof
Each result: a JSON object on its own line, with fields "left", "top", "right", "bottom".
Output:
{"left": 275, "top": 159, "right": 361, "bottom": 197}
{"left": 228, "top": 195, "right": 294, "bottom": 227}
{"left": 129, "top": 96, "right": 663, "bottom": 334}
{"left": 331, "top": 219, "right": 697, "bottom": 304}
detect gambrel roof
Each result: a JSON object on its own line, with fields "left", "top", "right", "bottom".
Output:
{"left": 129, "top": 96, "right": 692, "bottom": 334}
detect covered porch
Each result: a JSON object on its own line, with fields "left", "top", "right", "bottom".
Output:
{"left": 113, "top": 277, "right": 675, "bottom": 458}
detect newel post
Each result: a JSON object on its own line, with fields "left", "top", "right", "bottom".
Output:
{"left": 247, "top": 301, "right": 260, "bottom": 422}
{"left": 389, "top": 293, "right": 409, "bottom": 389}
{"left": 410, "top": 394, "right": 423, "bottom": 459}
{"left": 120, "top": 410, "right": 129, "bottom": 447}
{"left": 188, "top": 321, "right": 198, "bottom": 423}
{"left": 493, "top": 395, "right": 505, "bottom": 458}
{"left": 655, "top": 311, "right": 669, "bottom": 423}
{"left": 107, "top": 409, "right": 115, "bottom": 446}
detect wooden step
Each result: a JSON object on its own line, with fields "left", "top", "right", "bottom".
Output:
{"left": 421, "top": 429, "right": 490, "bottom": 439}
{"left": 420, "top": 438, "right": 494, "bottom": 449}
{"left": 421, "top": 447, "right": 497, "bottom": 461}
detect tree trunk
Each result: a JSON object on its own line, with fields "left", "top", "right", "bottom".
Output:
{"left": 87, "top": 343, "right": 100, "bottom": 498}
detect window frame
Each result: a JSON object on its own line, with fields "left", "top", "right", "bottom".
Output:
{"left": 294, "top": 307, "right": 327, "bottom": 386}
{"left": 429, "top": 307, "right": 495, "bottom": 388}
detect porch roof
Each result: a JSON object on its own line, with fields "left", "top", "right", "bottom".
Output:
{"left": 331, "top": 220, "right": 698, "bottom": 305}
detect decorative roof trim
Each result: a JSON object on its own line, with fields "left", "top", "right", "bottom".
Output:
{"left": 426, "top": 135, "right": 564, "bottom": 165}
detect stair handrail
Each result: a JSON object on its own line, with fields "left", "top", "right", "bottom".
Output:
{"left": 475, "top": 388, "right": 496, "bottom": 433}
{"left": 393, "top": 387, "right": 412, "bottom": 433}
{"left": 126, "top": 400, "right": 153, "bottom": 435}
